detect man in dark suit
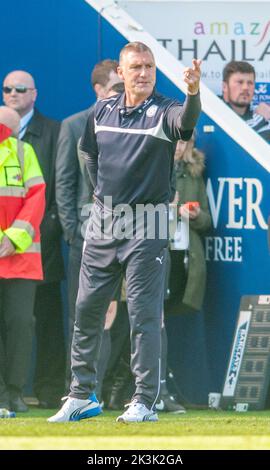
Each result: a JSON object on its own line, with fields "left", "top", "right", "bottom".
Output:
{"left": 3, "top": 70, "right": 66, "bottom": 409}
{"left": 56, "top": 60, "right": 121, "bottom": 394}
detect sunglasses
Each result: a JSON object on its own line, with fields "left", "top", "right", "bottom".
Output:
{"left": 3, "top": 86, "right": 35, "bottom": 94}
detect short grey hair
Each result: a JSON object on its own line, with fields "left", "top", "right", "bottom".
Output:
{"left": 119, "top": 42, "right": 155, "bottom": 64}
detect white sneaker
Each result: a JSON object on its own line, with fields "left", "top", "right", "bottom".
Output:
{"left": 47, "top": 393, "right": 102, "bottom": 423}
{"left": 116, "top": 400, "right": 158, "bottom": 423}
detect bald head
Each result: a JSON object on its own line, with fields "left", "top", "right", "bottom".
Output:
{"left": 3, "top": 70, "right": 37, "bottom": 117}
{"left": 4, "top": 70, "right": 35, "bottom": 89}
{"left": 0, "top": 106, "right": 20, "bottom": 135}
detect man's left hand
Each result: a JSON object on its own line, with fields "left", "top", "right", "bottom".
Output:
{"left": 0, "top": 235, "right": 16, "bottom": 257}
{"left": 183, "top": 59, "right": 202, "bottom": 96}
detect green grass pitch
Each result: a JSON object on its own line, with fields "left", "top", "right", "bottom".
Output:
{"left": 1, "top": 408, "right": 270, "bottom": 450}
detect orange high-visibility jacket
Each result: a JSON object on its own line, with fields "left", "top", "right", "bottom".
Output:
{"left": 0, "top": 137, "right": 46, "bottom": 280}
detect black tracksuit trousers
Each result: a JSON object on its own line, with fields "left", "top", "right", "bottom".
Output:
{"left": 70, "top": 202, "right": 167, "bottom": 409}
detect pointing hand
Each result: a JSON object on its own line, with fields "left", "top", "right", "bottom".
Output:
{"left": 183, "top": 59, "right": 202, "bottom": 96}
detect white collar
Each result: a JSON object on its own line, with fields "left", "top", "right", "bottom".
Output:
{"left": 19, "top": 109, "right": 34, "bottom": 138}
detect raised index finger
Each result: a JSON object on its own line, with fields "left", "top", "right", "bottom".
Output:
{"left": 192, "top": 59, "right": 202, "bottom": 71}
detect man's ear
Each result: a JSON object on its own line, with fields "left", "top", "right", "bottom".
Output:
{"left": 94, "top": 83, "right": 105, "bottom": 100}
{"left": 117, "top": 66, "right": 124, "bottom": 81}
{"left": 32, "top": 88, "right": 38, "bottom": 103}
{"left": 222, "top": 81, "right": 228, "bottom": 102}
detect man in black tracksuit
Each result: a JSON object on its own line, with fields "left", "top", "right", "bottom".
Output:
{"left": 48, "top": 41, "right": 201, "bottom": 423}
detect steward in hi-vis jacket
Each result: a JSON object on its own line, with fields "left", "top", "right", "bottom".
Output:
{"left": 0, "top": 105, "right": 45, "bottom": 413}
{"left": 0, "top": 136, "right": 45, "bottom": 279}
{"left": 3, "top": 70, "right": 66, "bottom": 410}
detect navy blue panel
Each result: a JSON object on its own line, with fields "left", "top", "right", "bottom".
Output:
{"left": 0, "top": 0, "right": 122, "bottom": 119}
{"left": 198, "top": 116, "right": 270, "bottom": 392}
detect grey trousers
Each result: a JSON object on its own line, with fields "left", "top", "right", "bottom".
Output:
{"left": 70, "top": 203, "right": 168, "bottom": 409}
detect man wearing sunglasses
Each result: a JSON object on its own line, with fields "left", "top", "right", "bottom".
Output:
{"left": 2, "top": 71, "right": 66, "bottom": 411}
{"left": 2, "top": 73, "right": 39, "bottom": 140}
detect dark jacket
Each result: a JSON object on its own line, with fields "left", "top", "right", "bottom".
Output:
{"left": 55, "top": 108, "right": 94, "bottom": 244}
{"left": 22, "top": 109, "right": 64, "bottom": 282}
{"left": 165, "top": 150, "right": 211, "bottom": 312}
